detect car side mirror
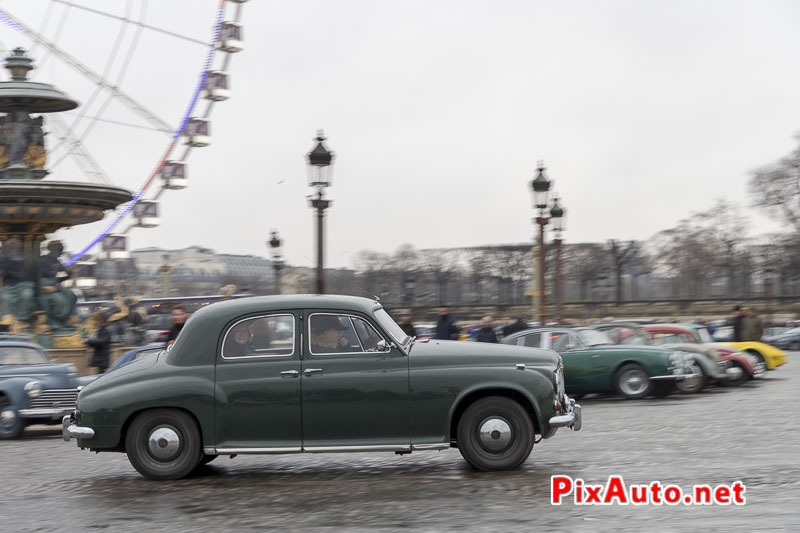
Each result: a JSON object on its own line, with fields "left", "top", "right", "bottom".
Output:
{"left": 376, "top": 339, "right": 392, "bottom": 352}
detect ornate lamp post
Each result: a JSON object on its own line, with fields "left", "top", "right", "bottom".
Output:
{"left": 550, "top": 197, "right": 565, "bottom": 324}
{"left": 268, "top": 230, "right": 283, "bottom": 295}
{"left": 306, "top": 131, "right": 334, "bottom": 294}
{"left": 530, "top": 162, "right": 552, "bottom": 325}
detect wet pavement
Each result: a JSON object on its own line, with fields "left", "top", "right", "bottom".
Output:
{"left": 1, "top": 353, "right": 798, "bottom": 532}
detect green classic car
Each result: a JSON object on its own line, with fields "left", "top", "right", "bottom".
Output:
{"left": 501, "top": 327, "right": 697, "bottom": 400}
{"left": 64, "top": 295, "right": 581, "bottom": 480}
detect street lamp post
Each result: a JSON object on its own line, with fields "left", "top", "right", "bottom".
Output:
{"left": 550, "top": 197, "right": 565, "bottom": 324}
{"left": 306, "top": 131, "right": 335, "bottom": 294}
{"left": 530, "top": 162, "right": 552, "bottom": 325}
{"left": 268, "top": 230, "right": 283, "bottom": 295}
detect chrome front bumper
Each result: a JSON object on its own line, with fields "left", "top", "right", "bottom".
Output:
{"left": 19, "top": 407, "right": 75, "bottom": 421}
{"left": 62, "top": 414, "right": 94, "bottom": 442}
{"left": 649, "top": 373, "right": 697, "bottom": 381}
{"left": 548, "top": 398, "right": 582, "bottom": 431}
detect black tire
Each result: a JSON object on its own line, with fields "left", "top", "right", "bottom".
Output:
{"left": 651, "top": 381, "right": 674, "bottom": 398}
{"left": 675, "top": 362, "right": 706, "bottom": 394}
{"left": 719, "top": 363, "right": 748, "bottom": 387}
{"left": 790, "top": 340, "right": 800, "bottom": 351}
{"left": 456, "top": 396, "right": 534, "bottom": 471}
{"left": 613, "top": 363, "right": 653, "bottom": 400}
{"left": 0, "top": 398, "right": 25, "bottom": 440}
{"left": 125, "top": 409, "right": 201, "bottom": 481}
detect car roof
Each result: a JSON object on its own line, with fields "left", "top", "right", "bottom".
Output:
{"left": 191, "top": 294, "right": 382, "bottom": 321}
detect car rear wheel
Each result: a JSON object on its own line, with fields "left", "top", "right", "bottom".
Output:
{"left": 790, "top": 340, "right": 800, "bottom": 351}
{"left": 719, "top": 363, "right": 748, "bottom": 387}
{"left": 0, "top": 398, "right": 25, "bottom": 440}
{"left": 746, "top": 350, "right": 766, "bottom": 366}
{"left": 614, "top": 364, "right": 653, "bottom": 399}
{"left": 456, "top": 397, "right": 534, "bottom": 471}
{"left": 676, "top": 362, "right": 706, "bottom": 394}
{"left": 125, "top": 409, "right": 201, "bottom": 481}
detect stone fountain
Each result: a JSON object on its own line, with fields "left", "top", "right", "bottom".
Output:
{"left": 0, "top": 48, "right": 132, "bottom": 347}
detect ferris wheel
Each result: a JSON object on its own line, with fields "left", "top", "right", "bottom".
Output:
{"left": 0, "top": 0, "right": 248, "bottom": 281}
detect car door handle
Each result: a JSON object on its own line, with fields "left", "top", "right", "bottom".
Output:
{"left": 280, "top": 370, "right": 299, "bottom": 378}
{"left": 303, "top": 368, "right": 323, "bottom": 375}
{"left": 591, "top": 354, "right": 600, "bottom": 358}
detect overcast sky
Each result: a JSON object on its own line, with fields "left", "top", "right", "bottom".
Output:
{"left": 1, "top": 0, "right": 798, "bottom": 269}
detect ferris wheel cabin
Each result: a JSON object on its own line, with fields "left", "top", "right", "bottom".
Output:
{"left": 202, "top": 71, "right": 230, "bottom": 101}
{"left": 70, "top": 261, "right": 98, "bottom": 289}
{"left": 99, "top": 234, "right": 128, "bottom": 260}
{"left": 184, "top": 118, "right": 210, "bottom": 147}
{"left": 216, "top": 22, "right": 244, "bottom": 53}
{"left": 161, "top": 160, "right": 187, "bottom": 189}
{"left": 133, "top": 200, "right": 160, "bottom": 228}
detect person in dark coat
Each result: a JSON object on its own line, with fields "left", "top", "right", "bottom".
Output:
{"left": 435, "top": 307, "right": 461, "bottom": 340}
{"left": 397, "top": 310, "right": 417, "bottom": 338}
{"left": 83, "top": 311, "right": 111, "bottom": 374}
{"left": 166, "top": 304, "right": 189, "bottom": 347}
{"left": 502, "top": 317, "right": 528, "bottom": 338}
{"left": 475, "top": 316, "right": 499, "bottom": 343}
{"left": 731, "top": 306, "right": 744, "bottom": 342}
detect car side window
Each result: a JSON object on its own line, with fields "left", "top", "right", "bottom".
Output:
{"left": 551, "top": 333, "right": 571, "bottom": 351}
{"left": 351, "top": 317, "right": 385, "bottom": 352}
{"left": 222, "top": 314, "right": 295, "bottom": 358}
{"left": 519, "top": 332, "right": 541, "bottom": 348}
{"left": 309, "top": 313, "right": 386, "bottom": 355}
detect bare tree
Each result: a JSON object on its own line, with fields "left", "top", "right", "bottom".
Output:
{"left": 562, "top": 243, "right": 609, "bottom": 300}
{"left": 749, "top": 133, "right": 800, "bottom": 233}
{"left": 607, "top": 240, "right": 639, "bottom": 302}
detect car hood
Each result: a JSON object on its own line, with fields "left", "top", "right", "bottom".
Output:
{"left": 409, "top": 339, "right": 559, "bottom": 367}
{"left": 575, "top": 344, "right": 671, "bottom": 358}
{"left": 654, "top": 342, "right": 719, "bottom": 360}
{"left": 0, "top": 363, "right": 78, "bottom": 389}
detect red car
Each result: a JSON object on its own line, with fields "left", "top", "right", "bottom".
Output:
{"left": 643, "top": 324, "right": 764, "bottom": 386}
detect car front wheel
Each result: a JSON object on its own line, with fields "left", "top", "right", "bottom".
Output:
{"left": 676, "top": 362, "right": 706, "bottom": 394}
{"left": 125, "top": 409, "right": 201, "bottom": 481}
{"left": 456, "top": 397, "right": 534, "bottom": 471}
{"left": 719, "top": 363, "right": 748, "bottom": 387}
{"left": 614, "top": 363, "right": 653, "bottom": 399}
{"left": 0, "top": 398, "right": 25, "bottom": 440}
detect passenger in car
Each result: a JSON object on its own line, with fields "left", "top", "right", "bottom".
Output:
{"left": 224, "top": 323, "right": 252, "bottom": 357}
{"left": 250, "top": 319, "right": 272, "bottom": 351}
{"left": 310, "top": 315, "right": 350, "bottom": 353}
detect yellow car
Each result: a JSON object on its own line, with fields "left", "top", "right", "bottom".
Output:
{"left": 720, "top": 341, "right": 787, "bottom": 370}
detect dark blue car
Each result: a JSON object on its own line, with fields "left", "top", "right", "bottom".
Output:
{"left": 77, "top": 344, "right": 165, "bottom": 387}
{"left": 0, "top": 339, "right": 80, "bottom": 439}
{"left": 763, "top": 327, "right": 800, "bottom": 351}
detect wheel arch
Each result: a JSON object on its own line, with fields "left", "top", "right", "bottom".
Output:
{"left": 449, "top": 388, "right": 540, "bottom": 446}
{"left": 118, "top": 405, "right": 205, "bottom": 453}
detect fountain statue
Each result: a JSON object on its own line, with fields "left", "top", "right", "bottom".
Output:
{"left": 0, "top": 48, "right": 132, "bottom": 347}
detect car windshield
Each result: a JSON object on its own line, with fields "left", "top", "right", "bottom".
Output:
{"left": 577, "top": 329, "right": 613, "bottom": 346}
{"left": 695, "top": 327, "right": 713, "bottom": 343}
{"left": 0, "top": 347, "right": 50, "bottom": 365}
{"left": 374, "top": 308, "right": 409, "bottom": 345}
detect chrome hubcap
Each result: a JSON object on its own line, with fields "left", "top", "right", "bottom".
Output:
{"left": 0, "top": 408, "right": 17, "bottom": 427}
{"left": 478, "top": 418, "right": 512, "bottom": 452}
{"left": 678, "top": 364, "right": 702, "bottom": 391}
{"left": 620, "top": 369, "right": 648, "bottom": 395}
{"left": 147, "top": 427, "right": 181, "bottom": 460}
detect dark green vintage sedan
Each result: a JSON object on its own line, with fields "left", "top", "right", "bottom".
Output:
{"left": 502, "top": 327, "right": 698, "bottom": 400}
{"left": 64, "top": 295, "right": 581, "bottom": 480}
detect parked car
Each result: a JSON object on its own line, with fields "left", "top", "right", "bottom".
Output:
{"left": 670, "top": 323, "right": 787, "bottom": 371}
{"left": 413, "top": 324, "right": 436, "bottom": 341}
{"left": 64, "top": 295, "right": 582, "bottom": 480}
{"left": 144, "top": 314, "right": 172, "bottom": 344}
{"left": 76, "top": 344, "right": 165, "bottom": 387}
{"left": 1, "top": 338, "right": 80, "bottom": 439}
{"left": 501, "top": 326, "right": 697, "bottom": 400}
{"left": 590, "top": 322, "right": 731, "bottom": 392}
{"left": 759, "top": 327, "right": 800, "bottom": 352}
{"left": 642, "top": 324, "right": 762, "bottom": 386}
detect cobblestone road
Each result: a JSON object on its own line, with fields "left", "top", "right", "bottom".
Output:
{"left": 1, "top": 353, "right": 798, "bottom": 532}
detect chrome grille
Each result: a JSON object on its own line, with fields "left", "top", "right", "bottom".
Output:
{"left": 29, "top": 389, "right": 78, "bottom": 410}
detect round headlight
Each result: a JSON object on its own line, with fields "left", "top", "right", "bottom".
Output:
{"left": 24, "top": 381, "right": 43, "bottom": 398}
